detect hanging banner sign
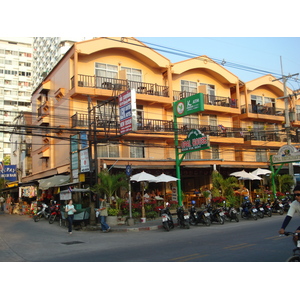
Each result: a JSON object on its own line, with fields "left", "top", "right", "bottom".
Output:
{"left": 181, "top": 129, "right": 210, "bottom": 153}
{"left": 119, "top": 89, "right": 137, "bottom": 134}
{"left": 173, "top": 93, "right": 204, "bottom": 118}
{"left": 80, "top": 149, "right": 90, "bottom": 172}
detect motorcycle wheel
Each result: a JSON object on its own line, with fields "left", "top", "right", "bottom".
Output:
{"left": 235, "top": 216, "right": 239, "bottom": 222}
{"left": 49, "top": 214, "right": 56, "bottom": 224}
{"left": 286, "top": 255, "right": 300, "bottom": 262}
{"left": 33, "top": 214, "right": 41, "bottom": 222}
{"left": 163, "top": 222, "right": 170, "bottom": 231}
{"left": 217, "top": 215, "right": 224, "bottom": 225}
{"left": 252, "top": 214, "right": 258, "bottom": 220}
{"left": 241, "top": 211, "right": 247, "bottom": 219}
{"left": 267, "top": 211, "right": 272, "bottom": 217}
{"left": 279, "top": 209, "right": 284, "bottom": 215}
{"left": 258, "top": 211, "right": 264, "bottom": 219}
{"left": 204, "top": 217, "right": 211, "bottom": 226}
{"left": 184, "top": 221, "right": 190, "bottom": 229}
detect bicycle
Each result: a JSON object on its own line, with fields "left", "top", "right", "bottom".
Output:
{"left": 283, "top": 232, "right": 300, "bottom": 262}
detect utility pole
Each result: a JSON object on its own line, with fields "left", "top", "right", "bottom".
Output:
{"left": 272, "top": 56, "right": 299, "bottom": 180}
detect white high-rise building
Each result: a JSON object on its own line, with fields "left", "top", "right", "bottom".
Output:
{"left": 0, "top": 37, "right": 33, "bottom": 163}
{"left": 32, "top": 37, "right": 95, "bottom": 89}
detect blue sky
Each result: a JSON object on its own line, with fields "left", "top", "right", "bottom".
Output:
{"left": 136, "top": 37, "right": 300, "bottom": 90}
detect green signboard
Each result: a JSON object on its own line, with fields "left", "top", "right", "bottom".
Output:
{"left": 181, "top": 129, "right": 210, "bottom": 153}
{"left": 173, "top": 93, "right": 204, "bottom": 118}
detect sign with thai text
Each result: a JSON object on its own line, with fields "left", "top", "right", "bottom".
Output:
{"left": 272, "top": 145, "right": 300, "bottom": 164}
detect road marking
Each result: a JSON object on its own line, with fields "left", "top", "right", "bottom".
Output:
{"left": 224, "top": 243, "right": 256, "bottom": 250}
{"left": 265, "top": 235, "right": 283, "bottom": 241}
{"left": 170, "top": 253, "right": 209, "bottom": 262}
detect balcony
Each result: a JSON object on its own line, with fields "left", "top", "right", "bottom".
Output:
{"left": 71, "top": 74, "right": 169, "bottom": 97}
{"left": 241, "top": 104, "right": 285, "bottom": 117}
{"left": 71, "top": 113, "right": 245, "bottom": 139}
{"left": 173, "top": 90, "right": 238, "bottom": 108}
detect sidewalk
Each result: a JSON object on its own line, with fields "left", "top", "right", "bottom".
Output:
{"left": 86, "top": 217, "right": 166, "bottom": 232}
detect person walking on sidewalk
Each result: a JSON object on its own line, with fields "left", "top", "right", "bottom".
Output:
{"left": 65, "top": 199, "right": 76, "bottom": 234}
{"left": 97, "top": 198, "right": 110, "bottom": 233}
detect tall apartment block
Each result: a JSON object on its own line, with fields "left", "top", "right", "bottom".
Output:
{"left": 0, "top": 37, "right": 33, "bottom": 163}
{"left": 32, "top": 37, "right": 95, "bottom": 90}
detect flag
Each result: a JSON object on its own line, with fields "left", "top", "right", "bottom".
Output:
{"left": 218, "top": 124, "right": 226, "bottom": 131}
{"left": 68, "top": 186, "right": 72, "bottom": 193}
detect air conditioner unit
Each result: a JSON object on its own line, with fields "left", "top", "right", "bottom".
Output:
{"left": 78, "top": 81, "right": 84, "bottom": 87}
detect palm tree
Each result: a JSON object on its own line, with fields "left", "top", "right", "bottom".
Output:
{"left": 91, "top": 169, "right": 128, "bottom": 205}
{"left": 212, "top": 170, "right": 239, "bottom": 198}
{"left": 276, "top": 174, "right": 294, "bottom": 193}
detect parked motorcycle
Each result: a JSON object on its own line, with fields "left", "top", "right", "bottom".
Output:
{"left": 33, "top": 203, "right": 50, "bottom": 222}
{"left": 49, "top": 203, "right": 62, "bottom": 224}
{"left": 223, "top": 206, "right": 239, "bottom": 222}
{"left": 254, "top": 197, "right": 264, "bottom": 219}
{"left": 262, "top": 200, "right": 272, "bottom": 217}
{"left": 206, "top": 204, "right": 225, "bottom": 225}
{"left": 241, "top": 198, "right": 258, "bottom": 220}
{"left": 271, "top": 198, "right": 284, "bottom": 215}
{"left": 189, "top": 202, "right": 211, "bottom": 226}
{"left": 282, "top": 192, "right": 292, "bottom": 212}
{"left": 176, "top": 206, "right": 190, "bottom": 229}
{"left": 160, "top": 203, "right": 174, "bottom": 232}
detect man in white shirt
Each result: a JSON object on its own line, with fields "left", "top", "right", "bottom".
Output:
{"left": 279, "top": 185, "right": 300, "bottom": 240}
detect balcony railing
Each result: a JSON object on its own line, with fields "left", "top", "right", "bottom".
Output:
{"left": 173, "top": 90, "right": 238, "bottom": 108}
{"left": 244, "top": 131, "right": 288, "bottom": 142}
{"left": 241, "top": 104, "right": 285, "bottom": 116}
{"left": 71, "top": 75, "right": 169, "bottom": 97}
{"left": 71, "top": 113, "right": 245, "bottom": 138}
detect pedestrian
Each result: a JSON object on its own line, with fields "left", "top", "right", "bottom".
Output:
{"left": 65, "top": 199, "right": 76, "bottom": 234}
{"left": 279, "top": 185, "right": 300, "bottom": 242}
{"left": 0, "top": 196, "right": 4, "bottom": 212}
{"left": 97, "top": 198, "right": 110, "bottom": 233}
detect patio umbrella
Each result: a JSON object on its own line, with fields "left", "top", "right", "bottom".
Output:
{"left": 130, "top": 171, "right": 157, "bottom": 182}
{"left": 251, "top": 168, "right": 272, "bottom": 176}
{"left": 152, "top": 173, "right": 179, "bottom": 183}
{"left": 230, "top": 170, "right": 261, "bottom": 199}
{"left": 130, "top": 171, "right": 157, "bottom": 221}
{"left": 151, "top": 173, "right": 179, "bottom": 203}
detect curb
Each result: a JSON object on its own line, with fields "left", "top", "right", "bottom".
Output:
{"left": 111, "top": 224, "right": 164, "bottom": 232}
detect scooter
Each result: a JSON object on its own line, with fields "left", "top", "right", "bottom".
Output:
{"left": 262, "top": 200, "right": 272, "bottom": 217}
{"left": 282, "top": 193, "right": 292, "bottom": 212}
{"left": 33, "top": 203, "right": 50, "bottom": 222}
{"left": 223, "top": 206, "right": 239, "bottom": 222}
{"left": 189, "top": 202, "right": 211, "bottom": 226}
{"left": 206, "top": 204, "right": 225, "bottom": 225}
{"left": 176, "top": 206, "right": 190, "bottom": 229}
{"left": 241, "top": 198, "right": 258, "bottom": 220}
{"left": 254, "top": 197, "right": 264, "bottom": 219}
{"left": 49, "top": 203, "right": 62, "bottom": 224}
{"left": 271, "top": 198, "right": 284, "bottom": 215}
{"left": 160, "top": 203, "right": 174, "bottom": 232}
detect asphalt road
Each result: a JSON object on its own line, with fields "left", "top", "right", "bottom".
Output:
{"left": 0, "top": 212, "right": 298, "bottom": 262}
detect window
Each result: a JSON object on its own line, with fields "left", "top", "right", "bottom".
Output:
{"left": 211, "top": 145, "right": 219, "bottom": 159}
{"left": 97, "top": 143, "right": 119, "bottom": 158}
{"left": 95, "top": 63, "right": 118, "bottom": 78}
{"left": 121, "top": 67, "right": 142, "bottom": 82}
{"left": 181, "top": 80, "right": 197, "bottom": 93}
{"left": 256, "top": 149, "right": 268, "bottom": 162}
{"left": 185, "top": 151, "right": 200, "bottom": 159}
{"left": 182, "top": 113, "right": 198, "bottom": 129}
{"left": 129, "top": 140, "right": 144, "bottom": 158}
{"left": 200, "top": 83, "right": 216, "bottom": 103}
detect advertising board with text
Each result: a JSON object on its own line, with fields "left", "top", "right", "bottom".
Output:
{"left": 119, "top": 89, "right": 137, "bottom": 135}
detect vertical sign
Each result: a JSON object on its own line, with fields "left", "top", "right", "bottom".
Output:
{"left": 80, "top": 148, "right": 90, "bottom": 172}
{"left": 119, "top": 89, "right": 137, "bottom": 135}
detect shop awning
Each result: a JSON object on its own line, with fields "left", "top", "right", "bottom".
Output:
{"left": 38, "top": 175, "right": 70, "bottom": 190}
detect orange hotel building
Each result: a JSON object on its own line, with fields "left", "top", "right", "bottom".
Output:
{"left": 22, "top": 37, "right": 300, "bottom": 199}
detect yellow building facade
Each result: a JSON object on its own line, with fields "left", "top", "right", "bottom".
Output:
{"left": 24, "top": 37, "right": 299, "bottom": 196}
